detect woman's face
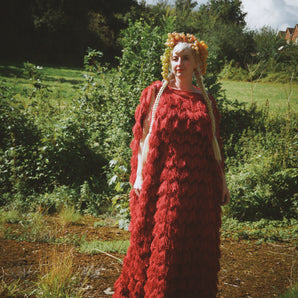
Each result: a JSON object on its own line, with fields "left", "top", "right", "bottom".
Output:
{"left": 170, "top": 46, "right": 198, "bottom": 81}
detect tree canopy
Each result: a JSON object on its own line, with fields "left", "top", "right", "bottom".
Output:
{"left": 0, "top": 0, "right": 287, "bottom": 68}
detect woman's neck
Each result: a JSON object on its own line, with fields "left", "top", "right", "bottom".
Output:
{"left": 171, "top": 78, "right": 196, "bottom": 92}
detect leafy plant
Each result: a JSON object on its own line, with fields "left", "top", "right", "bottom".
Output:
{"left": 83, "top": 47, "right": 103, "bottom": 73}
{"left": 225, "top": 117, "right": 297, "bottom": 220}
{"left": 0, "top": 209, "right": 21, "bottom": 224}
{"left": 23, "top": 61, "right": 43, "bottom": 81}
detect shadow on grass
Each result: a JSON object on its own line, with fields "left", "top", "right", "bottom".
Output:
{"left": 0, "top": 65, "right": 24, "bottom": 78}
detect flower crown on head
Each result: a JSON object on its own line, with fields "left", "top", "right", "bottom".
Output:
{"left": 161, "top": 32, "right": 208, "bottom": 80}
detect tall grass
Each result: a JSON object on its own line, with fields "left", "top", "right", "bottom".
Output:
{"left": 34, "top": 247, "right": 84, "bottom": 297}
{"left": 59, "top": 206, "right": 82, "bottom": 227}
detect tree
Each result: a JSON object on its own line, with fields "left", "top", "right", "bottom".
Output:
{"left": 0, "top": 0, "right": 142, "bottom": 66}
{"left": 253, "top": 26, "right": 285, "bottom": 61}
{"left": 192, "top": 0, "right": 253, "bottom": 68}
{"left": 31, "top": 0, "right": 141, "bottom": 65}
{"left": 174, "top": 0, "right": 198, "bottom": 32}
{"left": 197, "top": 0, "right": 246, "bottom": 28}
{"left": 0, "top": 0, "right": 36, "bottom": 63}
{"left": 278, "top": 44, "right": 298, "bottom": 74}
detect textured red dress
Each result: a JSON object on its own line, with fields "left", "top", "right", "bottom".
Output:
{"left": 113, "top": 81, "right": 223, "bottom": 298}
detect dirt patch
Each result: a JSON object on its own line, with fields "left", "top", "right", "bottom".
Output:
{"left": 0, "top": 216, "right": 296, "bottom": 297}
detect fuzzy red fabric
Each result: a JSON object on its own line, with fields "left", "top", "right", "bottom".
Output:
{"left": 113, "top": 81, "right": 223, "bottom": 298}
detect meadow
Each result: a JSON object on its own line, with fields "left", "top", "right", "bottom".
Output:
{"left": 0, "top": 64, "right": 84, "bottom": 104}
{"left": 221, "top": 79, "right": 298, "bottom": 115}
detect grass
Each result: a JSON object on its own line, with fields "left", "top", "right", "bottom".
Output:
{"left": 0, "top": 279, "right": 25, "bottom": 297}
{"left": 80, "top": 239, "right": 130, "bottom": 255}
{"left": 33, "top": 247, "right": 84, "bottom": 297}
{"left": 59, "top": 206, "right": 82, "bottom": 227}
{"left": 280, "top": 285, "right": 298, "bottom": 298}
{"left": 0, "top": 209, "right": 21, "bottom": 224}
{"left": 220, "top": 80, "right": 298, "bottom": 115}
{"left": 221, "top": 217, "right": 298, "bottom": 243}
{"left": 1, "top": 63, "right": 296, "bottom": 116}
{"left": 0, "top": 63, "right": 84, "bottom": 104}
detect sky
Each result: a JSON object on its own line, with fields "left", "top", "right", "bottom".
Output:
{"left": 143, "top": 0, "right": 298, "bottom": 31}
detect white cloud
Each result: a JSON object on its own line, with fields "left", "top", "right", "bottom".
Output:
{"left": 242, "top": 0, "right": 298, "bottom": 31}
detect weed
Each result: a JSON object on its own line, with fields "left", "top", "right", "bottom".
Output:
{"left": 25, "top": 212, "right": 56, "bottom": 242}
{"left": 55, "top": 234, "right": 85, "bottom": 247}
{"left": 0, "top": 279, "right": 24, "bottom": 297}
{"left": 0, "top": 209, "right": 21, "bottom": 224}
{"left": 94, "top": 220, "right": 108, "bottom": 228}
{"left": 59, "top": 206, "right": 82, "bottom": 227}
{"left": 1, "top": 211, "right": 58, "bottom": 243}
{"left": 280, "top": 284, "right": 298, "bottom": 298}
{"left": 33, "top": 246, "right": 84, "bottom": 297}
{"left": 221, "top": 217, "right": 298, "bottom": 243}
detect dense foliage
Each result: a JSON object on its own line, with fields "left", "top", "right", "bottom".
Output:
{"left": 0, "top": 0, "right": 143, "bottom": 66}
{"left": 0, "top": 1, "right": 297, "bottom": 221}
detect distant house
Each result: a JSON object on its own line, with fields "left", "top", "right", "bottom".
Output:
{"left": 280, "top": 24, "right": 298, "bottom": 44}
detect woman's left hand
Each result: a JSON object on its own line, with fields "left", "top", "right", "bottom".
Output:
{"left": 221, "top": 175, "right": 230, "bottom": 206}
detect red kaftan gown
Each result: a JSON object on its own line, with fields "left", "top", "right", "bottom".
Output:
{"left": 114, "top": 81, "right": 223, "bottom": 298}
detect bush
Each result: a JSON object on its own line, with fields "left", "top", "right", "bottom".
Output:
{"left": 79, "top": 18, "right": 176, "bottom": 212}
{"left": 0, "top": 84, "right": 41, "bottom": 199}
{"left": 0, "top": 68, "right": 108, "bottom": 213}
{"left": 219, "top": 60, "right": 249, "bottom": 81}
{"left": 225, "top": 115, "right": 297, "bottom": 220}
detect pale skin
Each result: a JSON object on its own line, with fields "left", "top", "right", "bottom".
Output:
{"left": 134, "top": 46, "right": 230, "bottom": 205}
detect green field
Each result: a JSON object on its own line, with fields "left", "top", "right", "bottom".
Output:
{"left": 220, "top": 79, "right": 298, "bottom": 115}
{"left": 1, "top": 64, "right": 297, "bottom": 116}
{"left": 0, "top": 64, "right": 85, "bottom": 104}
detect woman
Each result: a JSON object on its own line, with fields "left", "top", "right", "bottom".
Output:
{"left": 114, "top": 32, "right": 230, "bottom": 298}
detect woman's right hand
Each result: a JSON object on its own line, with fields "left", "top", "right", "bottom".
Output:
{"left": 133, "top": 86, "right": 156, "bottom": 196}
{"left": 133, "top": 175, "right": 143, "bottom": 196}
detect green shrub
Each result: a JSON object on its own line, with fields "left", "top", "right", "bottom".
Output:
{"left": 23, "top": 61, "right": 43, "bottom": 81}
{"left": 220, "top": 60, "right": 249, "bottom": 81}
{"left": 225, "top": 115, "right": 297, "bottom": 220}
{"left": 78, "top": 18, "right": 176, "bottom": 218}
{"left": 0, "top": 84, "right": 41, "bottom": 200}
{"left": 0, "top": 68, "right": 108, "bottom": 213}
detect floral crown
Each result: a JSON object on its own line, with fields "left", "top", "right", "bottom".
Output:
{"left": 161, "top": 32, "right": 208, "bottom": 80}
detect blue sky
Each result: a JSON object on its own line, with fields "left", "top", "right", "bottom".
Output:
{"left": 143, "top": 0, "right": 297, "bottom": 31}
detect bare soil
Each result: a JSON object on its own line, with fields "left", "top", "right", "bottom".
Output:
{"left": 0, "top": 215, "right": 296, "bottom": 297}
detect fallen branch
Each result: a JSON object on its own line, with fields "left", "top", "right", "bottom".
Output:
{"left": 92, "top": 248, "right": 123, "bottom": 264}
